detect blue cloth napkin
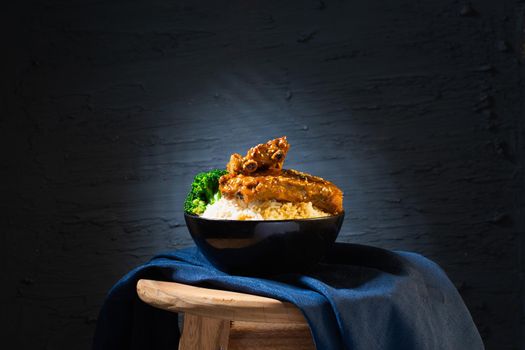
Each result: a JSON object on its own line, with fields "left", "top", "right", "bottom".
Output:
{"left": 93, "top": 243, "right": 484, "bottom": 350}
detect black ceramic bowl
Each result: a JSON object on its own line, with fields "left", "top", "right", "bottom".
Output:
{"left": 184, "top": 212, "right": 344, "bottom": 275}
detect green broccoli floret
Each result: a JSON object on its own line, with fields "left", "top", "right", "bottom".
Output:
{"left": 184, "top": 169, "right": 228, "bottom": 215}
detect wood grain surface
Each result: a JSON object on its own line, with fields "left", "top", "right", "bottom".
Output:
{"left": 3, "top": 0, "right": 524, "bottom": 349}
{"left": 178, "top": 314, "right": 230, "bottom": 350}
{"left": 138, "top": 280, "right": 315, "bottom": 349}
{"left": 136, "top": 279, "right": 307, "bottom": 324}
{"left": 229, "top": 321, "right": 315, "bottom": 350}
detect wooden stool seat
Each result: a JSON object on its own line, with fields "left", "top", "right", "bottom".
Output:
{"left": 137, "top": 279, "right": 315, "bottom": 350}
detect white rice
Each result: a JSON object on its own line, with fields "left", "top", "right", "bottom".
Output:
{"left": 201, "top": 197, "right": 330, "bottom": 220}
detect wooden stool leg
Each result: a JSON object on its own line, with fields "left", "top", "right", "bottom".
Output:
{"left": 179, "top": 313, "right": 230, "bottom": 350}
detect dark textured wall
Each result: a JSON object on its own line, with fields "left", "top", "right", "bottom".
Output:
{"left": 3, "top": 0, "right": 524, "bottom": 349}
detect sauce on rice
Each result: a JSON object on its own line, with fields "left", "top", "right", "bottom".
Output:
{"left": 202, "top": 197, "right": 330, "bottom": 220}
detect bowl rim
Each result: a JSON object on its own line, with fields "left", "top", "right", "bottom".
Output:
{"left": 184, "top": 211, "right": 345, "bottom": 223}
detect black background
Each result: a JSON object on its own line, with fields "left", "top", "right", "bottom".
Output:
{"left": 3, "top": 0, "right": 524, "bottom": 349}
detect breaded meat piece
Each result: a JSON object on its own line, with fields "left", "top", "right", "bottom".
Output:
{"left": 226, "top": 136, "right": 290, "bottom": 175}
{"left": 219, "top": 169, "right": 343, "bottom": 215}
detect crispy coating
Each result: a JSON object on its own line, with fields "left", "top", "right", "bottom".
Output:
{"left": 219, "top": 169, "right": 344, "bottom": 215}
{"left": 226, "top": 137, "right": 290, "bottom": 175}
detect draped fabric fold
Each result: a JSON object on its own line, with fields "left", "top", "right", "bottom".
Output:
{"left": 93, "top": 243, "right": 484, "bottom": 350}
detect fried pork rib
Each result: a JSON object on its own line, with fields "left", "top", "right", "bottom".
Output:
{"left": 219, "top": 169, "right": 344, "bottom": 215}
{"left": 226, "top": 136, "right": 290, "bottom": 175}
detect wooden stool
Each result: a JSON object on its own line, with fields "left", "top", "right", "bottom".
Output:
{"left": 137, "top": 279, "right": 316, "bottom": 350}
